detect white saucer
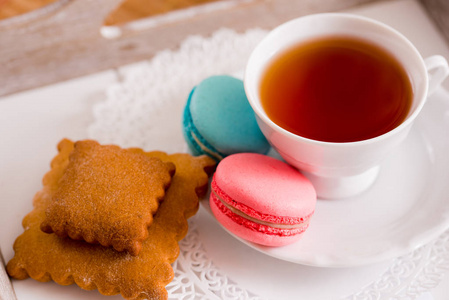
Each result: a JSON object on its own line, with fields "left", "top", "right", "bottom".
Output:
{"left": 202, "top": 87, "right": 449, "bottom": 267}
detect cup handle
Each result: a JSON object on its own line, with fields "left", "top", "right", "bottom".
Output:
{"left": 424, "top": 55, "right": 449, "bottom": 96}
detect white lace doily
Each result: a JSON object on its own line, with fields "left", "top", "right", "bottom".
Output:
{"left": 88, "top": 28, "right": 449, "bottom": 300}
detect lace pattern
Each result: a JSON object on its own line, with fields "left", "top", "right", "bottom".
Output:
{"left": 168, "top": 217, "right": 262, "bottom": 300}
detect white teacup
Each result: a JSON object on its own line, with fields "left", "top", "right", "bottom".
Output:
{"left": 245, "top": 13, "right": 449, "bottom": 199}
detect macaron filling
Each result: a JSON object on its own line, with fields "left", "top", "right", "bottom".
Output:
{"left": 183, "top": 88, "right": 226, "bottom": 161}
{"left": 211, "top": 176, "right": 312, "bottom": 236}
{"left": 190, "top": 131, "right": 224, "bottom": 161}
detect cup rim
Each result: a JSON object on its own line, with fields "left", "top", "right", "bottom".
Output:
{"left": 244, "top": 12, "right": 429, "bottom": 147}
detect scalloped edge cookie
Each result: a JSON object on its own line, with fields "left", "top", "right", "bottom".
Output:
{"left": 40, "top": 140, "right": 175, "bottom": 256}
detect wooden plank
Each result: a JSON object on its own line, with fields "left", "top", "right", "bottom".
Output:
{"left": 104, "top": 0, "right": 225, "bottom": 26}
{"left": 0, "top": 0, "right": 59, "bottom": 20}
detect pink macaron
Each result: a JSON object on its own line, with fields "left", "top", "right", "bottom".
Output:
{"left": 210, "top": 153, "right": 316, "bottom": 247}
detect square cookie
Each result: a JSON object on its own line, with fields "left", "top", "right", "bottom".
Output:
{"left": 40, "top": 140, "right": 175, "bottom": 255}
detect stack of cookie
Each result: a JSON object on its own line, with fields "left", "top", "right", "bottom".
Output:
{"left": 7, "top": 139, "right": 215, "bottom": 300}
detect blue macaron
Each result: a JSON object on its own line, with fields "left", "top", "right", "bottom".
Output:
{"left": 182, "top": 75, "right": 270, "bottom": 161}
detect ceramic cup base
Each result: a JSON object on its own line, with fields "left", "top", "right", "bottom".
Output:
{"left": 301, "top": 165, "right": 380, "bottom": 199}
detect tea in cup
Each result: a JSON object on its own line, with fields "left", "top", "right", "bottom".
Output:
{"left": 245, "top": 13, "right": 449, "bottom": 199}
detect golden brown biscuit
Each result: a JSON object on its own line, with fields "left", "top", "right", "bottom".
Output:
{"left": 40, "top": 140, "right": 175, "bottom": 256}
{"left": 7, "top": 139, "right": 215, "bottom": 300}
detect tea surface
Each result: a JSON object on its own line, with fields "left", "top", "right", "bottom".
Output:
{"left": 260, "top": 36, "right": 413, "bottom": 143}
